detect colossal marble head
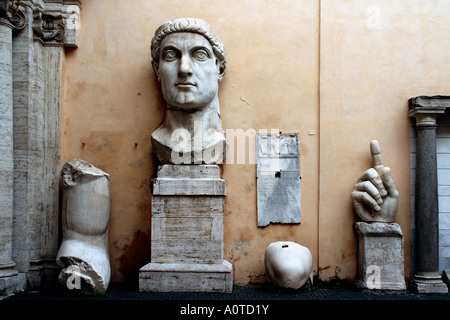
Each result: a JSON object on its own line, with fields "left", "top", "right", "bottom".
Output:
{"left": 151, "top": 18, "right": 227, "bottom": 112}
{"left": 150, "top": 18, "right": 228, "bottom": 165}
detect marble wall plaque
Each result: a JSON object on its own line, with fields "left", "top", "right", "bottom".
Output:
{"left": 257, "top": 133, "right": 301, "bottom": 227}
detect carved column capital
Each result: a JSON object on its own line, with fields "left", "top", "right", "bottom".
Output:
{"left": 0, "top": 0, "right": 27, "bottom": 29}
{"left": 32, "top": 7, "right": 65, "bottom": 45}
{"left": 31, "top": 1, "right": 81, "bottom": 47}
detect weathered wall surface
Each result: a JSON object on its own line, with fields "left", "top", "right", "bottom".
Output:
{"left": 62, "top": 0, "right": 450, "bottom": 284}
{"left": 318, "top": 0, "right": 450, "bottom": 281}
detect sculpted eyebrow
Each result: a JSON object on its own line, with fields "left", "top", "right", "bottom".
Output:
{"left": 161, "top": 45, "right": 180, "bottom": 53}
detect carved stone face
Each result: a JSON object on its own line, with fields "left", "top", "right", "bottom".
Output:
{"left": 155, "top": 32, "right": 222, "bottom": 111}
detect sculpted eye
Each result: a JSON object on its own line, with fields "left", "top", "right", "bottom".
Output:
{"left": 162, "top": 49, "right": 179, "bottom": 61}
{"left": 192, "top": 49, "right": 210, "bottom": 61}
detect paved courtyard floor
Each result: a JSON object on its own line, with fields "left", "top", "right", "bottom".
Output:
{"left": 3, "top": 281, "right": 448, "bottom": 318}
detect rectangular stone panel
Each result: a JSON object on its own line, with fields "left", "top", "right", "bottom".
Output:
{"left": 156, "top": 164, "right": 221, "bottom": 178}
{"left": 152, "top": 178, "right": 226, "bottom": 196}
{"left": 151, "top": 194, "right": 224, "bottom": 264}
{"left": 152, "top": 196, "right": 224, "bottom": 217}
{"left": 139, "top": 261, "right": 233, "bottom": 293}
{"left": 256, "top": 133, "right": 301, "bottom": 227}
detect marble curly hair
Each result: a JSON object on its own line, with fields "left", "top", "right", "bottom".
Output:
{"left": 151, "top": 18, "right": 227, "bottom": 78}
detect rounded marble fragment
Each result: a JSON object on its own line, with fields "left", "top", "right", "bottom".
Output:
{"left": 264, "top": 241, "right": 313, "bottom": 289}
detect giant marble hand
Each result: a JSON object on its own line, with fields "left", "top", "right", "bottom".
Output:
{"left": 351, "top": 140, "right": 399, "bottom": 222}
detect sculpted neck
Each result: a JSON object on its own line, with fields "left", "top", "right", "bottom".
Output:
{"left": 151, "top": 95, "right": 227, "bottom": 164}
{"left": 163, "top": 95, "right": 222, "bottom": 133}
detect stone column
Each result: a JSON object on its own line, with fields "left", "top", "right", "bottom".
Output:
{"left": 18, "top": 0, "right": 81, "bottom": 287}
{"left": 11, "top": 1, "right": 37, "bottom": 278}
{"left": 0, "top": 1, "right": 82, "bottom": 292}
{"left": 0, "top": 0, "right": 27, "bottom": 296}
{"left": 409, "top": 95, "right": 450, "bottom": 293}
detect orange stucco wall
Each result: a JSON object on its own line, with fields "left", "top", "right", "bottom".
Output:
{"left": 62, "top": 0, "right": 450, "bottom": 284}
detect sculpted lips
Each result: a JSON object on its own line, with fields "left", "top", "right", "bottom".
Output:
{"left": 175, "top": 82, "right": 196, "bottom": 88}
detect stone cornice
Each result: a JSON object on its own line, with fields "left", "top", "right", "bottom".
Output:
{"left": 409, "top": 95, "right": 450, "bottom": 110}
{"left": 409, "top": 95, "right": 450, "bottom": 126}
{"left": 0, "top": 0, "right": 27, "bottom": 29}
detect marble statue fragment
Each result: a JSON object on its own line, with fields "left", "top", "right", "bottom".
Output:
{"left": 150, "top": 18, "right": 228, "bottom": 165}
{"left": 351, "top": 140, "right": 399, "bottom": 222}
{"left": 264, "top": 241, "right": 313, "bottom": 290}
{"left": 352, "top": 141, "right": 406, "bottom": 290}
{"left": 56, "top": 159, "right": 111, "bottom": 293}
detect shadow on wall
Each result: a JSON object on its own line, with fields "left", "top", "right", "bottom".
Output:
{"left": 117, "top": 229, "right": 151, "bottom": 287}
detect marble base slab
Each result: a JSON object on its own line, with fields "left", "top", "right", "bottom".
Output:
{"left": 0, "top": 272, "right": 26, "bottom": 299}
{"left": 139, "top": 260, "right": 233, "bottom": 293}
{"left": 411, "top": 274, "right": 448, "bottom": 294}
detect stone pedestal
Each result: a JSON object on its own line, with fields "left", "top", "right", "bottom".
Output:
{"left": 139, "top": 165, "right": 233, "bottom": 293}
{"left": 354, "top": 222, "right": 406, "bottom": 290}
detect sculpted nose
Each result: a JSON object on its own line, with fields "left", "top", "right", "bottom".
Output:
{"left": 178, "top": 55, "right": 193, "bottom": 76}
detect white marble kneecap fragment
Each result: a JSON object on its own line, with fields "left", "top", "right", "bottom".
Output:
{"left": 57, "top": 239, "right": 111, "bottom": 293}
{"left": 264, "top": 241, "right": 313, "bottom": 289}
{"left": 56, "top": 159, "right": 111, "bottom": 293}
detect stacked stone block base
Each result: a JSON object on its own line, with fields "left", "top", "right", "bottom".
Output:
{"left": 139, "top": 165, "right": 233, "bottom": 293}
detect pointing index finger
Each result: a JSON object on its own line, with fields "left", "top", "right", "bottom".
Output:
{"left": 370, "top": 140, "right": 384, "bottom": 170}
